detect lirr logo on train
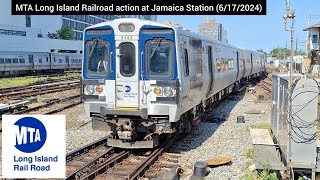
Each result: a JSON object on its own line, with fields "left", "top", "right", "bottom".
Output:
{"left": 2, "top": 115, "right": 66, "bottom": 178}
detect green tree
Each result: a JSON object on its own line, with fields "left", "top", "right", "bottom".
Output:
{"left": 270, "top": 48, "right": 291, "bottom": 59}
{"left": 56, "top": 26, "right": 75, "bottom": 40}
{"left": 270, "top": 48, "right": 306, "bottom": 59}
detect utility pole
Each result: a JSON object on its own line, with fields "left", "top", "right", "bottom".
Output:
{"left": 283, "top": 0, "right": 295, "bottom": 179}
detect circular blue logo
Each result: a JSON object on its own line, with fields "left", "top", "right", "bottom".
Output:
{"left": 125, "top": 85, "right": 131, "bottom": 92}
{"left": 14, "top": 117, "right": 47, "bottom": 153}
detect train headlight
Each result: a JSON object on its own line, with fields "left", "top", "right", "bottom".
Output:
{"left": 163, "top": 87, "right": 174, "bottom": 97}
{"left": 85, "top": 85, "right": 95, "bottom": 95}
{"left": 119, "top": 23, "right": 135, "bottom": 32}
{"left": 153, "top": 87, "right": 162, "bottom": 96}
{"left": 96, "top": 86, "right": 103, "bottom": 94}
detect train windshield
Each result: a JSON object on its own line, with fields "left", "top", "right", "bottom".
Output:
{"left": 86, "top": 38, "right": 110, "bottom": 77}
{"left": 146, "top": 39, "right": 174, "bottom": 78}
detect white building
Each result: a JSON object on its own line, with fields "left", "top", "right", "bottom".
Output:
{"left": 304, "top": 22, "right": 320, "bottom": 51}
{"left": 303, "top": 22, "right": 320, "bottom": 65}
{"left": 0, "top": 0, "right": 157, "bottom": 53}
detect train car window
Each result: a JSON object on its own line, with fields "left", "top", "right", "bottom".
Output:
{"left": 59, "top": 59, "right": 62, "bottom": 63}
{"left": 120, "top": 43, "right": 135, "bottom": 77}
{"left": 13, "top": 58, "right": 18, "bottom": 63}
{"left": 46, "top": 57, "right": 49, "bottom": 62}
{"left": 39, "top": 59, "right": 42, "bottom": 63}
{"left": 184, "top": 49, "right": 189, "bottom": 76}
{"left": 86, "top": 38, "right": 110, "bottom": 77}
{"left": 5, "top": 58, "right": 12, "bottom": 63}
{"left": 225, "top": 58, "right": 229, "bottom": 70}
{"left": 216, "top": 58, "right": 221, "bottom": 72}
{"left": 19, "top": 58, "right": 25, "bottom": 63}
{"left": 54, "top": 58, "right": 56, "bottom": 62}
{"left": 146, "top": 39, "right": 174, "bottom": 78}
{"left": 0, "top": 58, "right": 4, "bottom": 64}
{"left": 220, "top": 58, "right": 225, "bottom": 71}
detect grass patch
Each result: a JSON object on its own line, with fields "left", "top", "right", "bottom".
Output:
{"left": 0, "top": 77, "right": 45, "bottom": 88}
{"left": 245, "top": 161, "right": 252, "bottom": 169}
{"left": 246, "top": 147, "right": 255, "bottom": 159}
{"left": 240, "top": 164, "right": 279, "bottom": 180}
{"left": 246, "top": 123, "right": 272, "bottom": 132}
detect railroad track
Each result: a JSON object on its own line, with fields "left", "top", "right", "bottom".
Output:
{"left": 0, "top": 94, "right": 82, "bottom": 131}
{"left": 65, "top": 137, "right": 180, "bottom": 180}
{"left": 0, "top": 82, "right": 80, "bottom": 100}
{"left": 0, "top": 78, "right": 80, "bottom": 94}
{"left": 257, "top": 76, "right": 272, "bottom": 92}
{"left": 11, "top": 94, "right": 81, "bottom": 115}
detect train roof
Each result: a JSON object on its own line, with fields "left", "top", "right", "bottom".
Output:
{"left": 85, "top": 18, "right": 262, "bottom": 54}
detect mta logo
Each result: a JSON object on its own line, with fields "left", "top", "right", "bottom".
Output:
{"left": 125, "top": 85, "right": 131, "bottom": 92}
{"left": 14, "top": 117, "right": 47, "bottom": 153}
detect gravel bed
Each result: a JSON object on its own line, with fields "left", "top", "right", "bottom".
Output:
{"left": 66, "top": 123, "right": 107, "bottom": 153}
{"left": 168, "top": 91, "right": 272, "bottom": 180}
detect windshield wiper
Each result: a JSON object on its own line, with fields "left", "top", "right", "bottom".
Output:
{"left": 89, "top": 39, "right": 98, "bottom": 58}
{"left": 149, "top": 38, "right": 162, "bottom": 59}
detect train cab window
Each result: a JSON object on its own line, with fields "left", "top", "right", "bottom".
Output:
{"left": 13, "top": 58, "right": 18, "bottom": 63}
{"left": 5, "top": 58, "right": 11, "bottom": 63}
{"left": 216, "top": 58, "right": 221, "bottom": 72}
{"left": 146, "top": 39, "right": 174, "bottom": 78}
{"left": 120, "top": 43, "right": 135, "bottom": 77}
{"left": 0, "top": 58, "right": 4, "bottom": 64}
{"left": 184, "top": 49, "right": 189, "bottom": 76}
{"left": 19, "top": 58, "right": 25, "bottom": 63}
{"left": 39, "top": 59, "right": 42, "bottom": 63}
{"left": 86, "top": 38, "right": 110, "bottom": 77}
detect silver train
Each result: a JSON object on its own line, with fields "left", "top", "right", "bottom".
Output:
{"left": 0, "top": 51, "right": 82, "bottom": 77}
{"left": 81, "top": 18, "right": 266, "bottom": 149}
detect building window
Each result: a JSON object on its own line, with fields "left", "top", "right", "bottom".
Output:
{"left": 0, "top": 29, "right": 26, "bottom": 36}
{"left": 312, "top": 35, "right": 318, "bottom": 43}
{"left": 26, "top": 15, "right": 31, "bottom": 27}
{"left": 86, "top": 16, "right": 90, "bottom": 23}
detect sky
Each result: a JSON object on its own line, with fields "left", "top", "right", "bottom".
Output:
{"left": 157, "top": 0, "right": 320, "bottom": 53}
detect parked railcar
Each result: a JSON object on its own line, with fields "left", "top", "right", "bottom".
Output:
{"left": 0, "top": 51, "right": 82, "bottom": 77}
{"left": 81, "top": 18, "right": 266, "bottom": 149}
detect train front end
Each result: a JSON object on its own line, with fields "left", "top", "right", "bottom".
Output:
{"left": 82, "top": 19, "right": 179, "bottom": 148}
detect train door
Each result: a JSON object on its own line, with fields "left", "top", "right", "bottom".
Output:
{"left": 236, "top": 52, "right": 239, "bottom": 80}
{"left": 28, "top": 55, "right": 34, "bottom": 70}
{"left": 65, "top": 56, "right": 70, "bottom": 69}
{"left": 206, "top": 46, "right": 214, "bottom": 97}
{"left": 115, "top": 41, "right": 139, "bottom": 108}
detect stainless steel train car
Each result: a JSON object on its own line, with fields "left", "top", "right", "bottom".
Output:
{"left": 0, "top": 51, "right": 82, "bottom": 77}
{"left": 81, "top": 18, "right": 266, "bottom": 149}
